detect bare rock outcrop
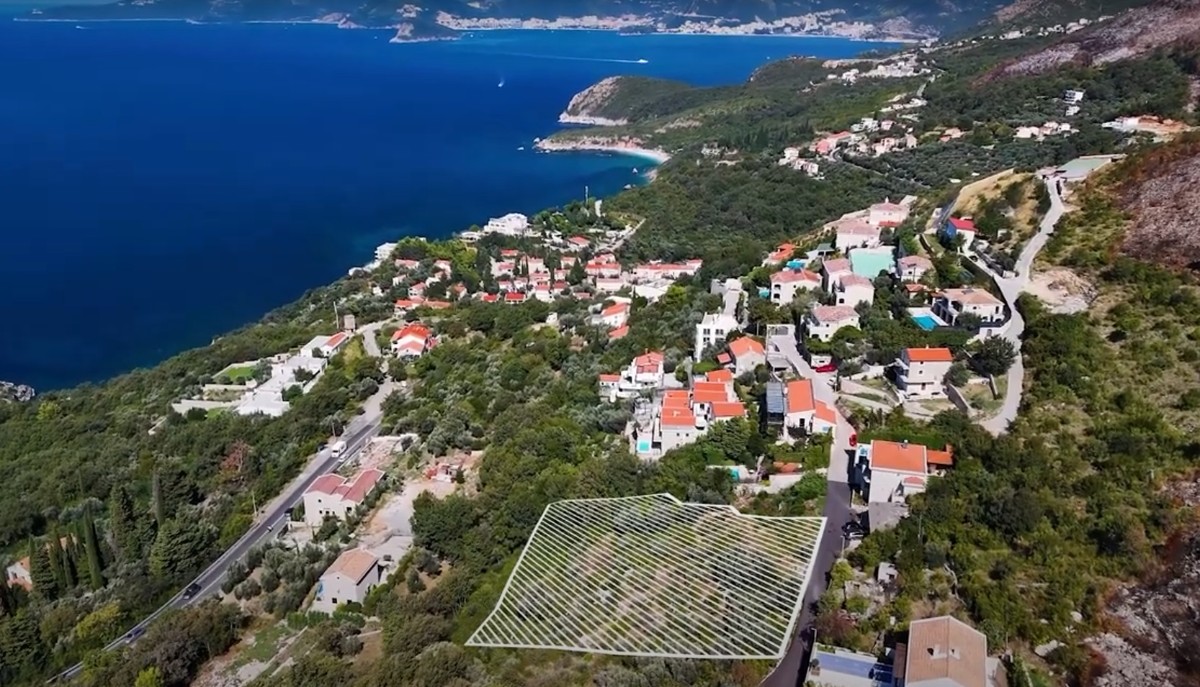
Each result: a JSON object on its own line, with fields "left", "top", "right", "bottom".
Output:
{"left": 559, "top": 77, "right": 629, "bottom": 126}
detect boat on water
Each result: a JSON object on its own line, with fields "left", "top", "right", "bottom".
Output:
{"left": 517, "top": 146, "right": 525, "bottom": 151}
{"left": 632, "top": 167, "right": 639, "bottom": 174}
{"left": 636, "top": 58, "right": 649, "bottom": 64}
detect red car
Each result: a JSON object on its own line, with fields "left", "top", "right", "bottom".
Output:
{"left": 813, "top": 363, "right": 838, "bottom": 374}
{"left": 849, "top": 432, "right": 858, "bottom": 448}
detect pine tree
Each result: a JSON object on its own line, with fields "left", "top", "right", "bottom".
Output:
{"left": 82, "top": 506, "right": 105, "bottom": 590}
{"left": 28, "top": 541, "right": 58, "bottom": 601}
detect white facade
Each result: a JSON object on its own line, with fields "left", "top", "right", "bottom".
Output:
{"left": 897, "top": 255, "right": 934, "bottom": 283}
{"left": 868, "top": 201, "right": 909, "bottom": 228}
{"left": 835, "top": 219, "right": 882, "bottom": 250}
{"left": 769, "top": 269, "right": 821, "bottom": 306}
{"left": 833, "top": 275, "right": 875, "bottom": 308}
{"left": 934, "top": 288, "right": 1005, "bottom": 326}
{"left": 311, "top": 549, "right": 382, "bottom": 614}
{"left": 806, "top": 305, "right": 860, "bottom": 343}
{"left": 694, "top": 313, "right": 739, "bottom": 360}
{"left": 302, "top": 469, "right": 384, "bottom": 527}
{"left": 483, "top": 213, "right": 530, "bottom": 236}
{"left": 895, "top": 348, "right": 954, "bottom": 399}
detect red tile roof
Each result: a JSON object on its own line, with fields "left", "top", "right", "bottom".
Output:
{"left": 786, "top": 379, "right": 815, "bottom": 414}
{"left": 948, "top": 216, "right": 976, "bottom": 231}
{"left": 772, "top": 269, "right": 822, "bottom": 284}
{"left": 815, "top": 401, "right": 837, "bottom": 424}
{"left": 906, "top": 347, "right": 954, "bottom": 363}
{"left": 504, "top": 292, "right": 526, "bottom": 302}
{"left": 869, "top": 440, "right": 927, "bottom": 474}
{"left": 660, "top": 408, "right": 696, "bottom": 428}
{"left": 662, "top": 390, "right": 691, "bottom": 409}
{"left": 599, "top": 373, "right": 621, "bottom": 383}
{"left": 706, "top": 369, "right": 735, "bottom": 384}
{"left": 601, "top": 302, "right": 630, "bottom": 317}
{"left": 326, "top": 548, "right": 379, "bottom": 584}
{"left": 927, "top": 447, "right": 954, "bottom": 467}
{"left": 608, "top": 325, "right": 629, "bottom": 340}
{"left": 692, "top": 381, "right": 732, "bottom": 404}
{"left": 822, "top": 258, "right": 852, "bottom": 274}
{"left": 729, "top": 337, "right": 765, "bottom": 358}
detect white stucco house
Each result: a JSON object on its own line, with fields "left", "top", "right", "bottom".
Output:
{"left": 770, "top": 268, "right": 821, "bottom": 306}
{"left": 302, "top": 469, "right": 385, "bottom": 527}
{"left": 694, "top": 313, "right": 739, "bottom": 360}
{"left": 806, "top": 305, "right": 860, "bottom": 342}
{"left": 895, "top": 347, "right": 954, "bottom": 399}
{"left": 933, "top": 288, "right": 1005, "bottom": 326}
{"left": 311, "top": 548, "right": 383, "bottom": 614}
{"left": 833, "top": 274, "right": 875, "bottom": 308}
{"left": 897, "top": 254, "right": 934, "bottom": 283}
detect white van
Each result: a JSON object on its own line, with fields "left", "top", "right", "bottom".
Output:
{"left": 330, "top": 440, "right": 347, "bottom": 458}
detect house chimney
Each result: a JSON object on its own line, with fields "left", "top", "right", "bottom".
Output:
{"left": 901, "top": 439, "right": 909, "bottom": 447}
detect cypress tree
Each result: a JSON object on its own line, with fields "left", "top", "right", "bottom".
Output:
{"left": 45, "top": 531, "right": 66, "bottom": 592}
{"left": 151, "top": 469, "right": 165, "bottom": 528}
{"left": 0, "top": 573, "right": 13, "bottom": 616}
{"left": 28, "top": 541, "right": 59, "bottom": 600}
{"left": 58, "top": 525, "right": 77, "bottom": 590}
{"left": 108, "top": 484, "right": 140, "bottom": 562}
{"left": 82, "top": 506, "right": 105, "bottom": 590}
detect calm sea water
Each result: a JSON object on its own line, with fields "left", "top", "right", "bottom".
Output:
{"left": 0, "top": 19, "right": 892, "bottom": 390}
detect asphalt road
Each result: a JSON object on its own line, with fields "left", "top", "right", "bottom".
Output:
{"left": 979, "top": 173, "right": 1066, "bottom": 435}
{"left": 53, "top": 386, "right": 393, "bottom": 683}
{"left": 762, "top": 334, "right": 859, "bottom": 687}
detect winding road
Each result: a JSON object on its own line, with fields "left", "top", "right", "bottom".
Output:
{"left": 52, "top": 379, "right": 398, "bottom": 683}
{"left": 978, "top": 174, "right": 1066, "bottom": 435}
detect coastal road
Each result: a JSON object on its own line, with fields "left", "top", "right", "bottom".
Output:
{"left": 762, "top": 334, "right": 858, "bottom": 687}
{"left": 53, "top": 381, "right": 399, "bottom": 683}
{"left": 978, "top": 174, "right": 1066, "bottom": 435}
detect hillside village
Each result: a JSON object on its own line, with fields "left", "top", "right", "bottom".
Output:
{"left": 3, "top": 4, "right": 1200, "bottom": 687}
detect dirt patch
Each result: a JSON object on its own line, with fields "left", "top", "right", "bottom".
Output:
{"left": 1117, "top": 137, "right": 1200, "bottom": 269}
{"left": 1024, "top": 268, "right": 1096, "bottom": 313}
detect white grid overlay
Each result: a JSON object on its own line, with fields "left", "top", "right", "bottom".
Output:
{"left": 466, "top": 493, "right": 826, "bottom": 659}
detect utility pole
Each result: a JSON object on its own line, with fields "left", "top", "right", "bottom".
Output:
{"left": 251, "top": 489, "right": 257, "bottom": 521}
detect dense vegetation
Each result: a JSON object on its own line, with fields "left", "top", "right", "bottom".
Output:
{"left": 3, "top": 17, "right": 1198, "bottom": 687}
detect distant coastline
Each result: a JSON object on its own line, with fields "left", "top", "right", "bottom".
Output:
{"left": 534, "top": 138, "right": 671, "bottom": 165}
{"left": 11, "top": 13, "right": 924, "bottom": 44}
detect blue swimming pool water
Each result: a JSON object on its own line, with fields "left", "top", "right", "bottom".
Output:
{"left": 637, "top": 440, "right": 652, "bottom": 453}
{"left": 912, "top": 314, "right": 938, "bottom": 331}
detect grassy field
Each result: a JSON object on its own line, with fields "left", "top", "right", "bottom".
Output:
{"left": 223, "top": 364, "right": 257, "bottom": 383}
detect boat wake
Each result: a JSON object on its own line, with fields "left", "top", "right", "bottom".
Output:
{"left": 488, "top": 51, "right": 649, "bottom": 65}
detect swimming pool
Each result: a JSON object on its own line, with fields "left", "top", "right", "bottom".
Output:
{"left": 849, "top": 249, "right": 894, "bottom": 279}
{"left": 912, "top": 314, "right": 938, "bottom": 331}
{"left": 637, "top": 440, "right": 652, "bottom": 454}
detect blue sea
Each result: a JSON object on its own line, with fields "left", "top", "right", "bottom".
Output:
{"left": 0, "top": 17, "right": 893, "bottom": 390}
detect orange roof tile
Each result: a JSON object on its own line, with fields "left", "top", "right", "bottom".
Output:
{"left": 815, "top": 401, "right": 837, "bottom": 424}
{"left": 869, "top": 440, "right": 927, "bottom": 474}
{"left": 326, "top": 548, "right": 379, "bottom": 584}
{"left": 906, "top": 347, "right": 954, "bottom": 363}
{"left": 662, "top": 390, "right": 691, "bottom": 409}
{"left": 927, "top": 447, "right": 954, "bottom": 467}
{"left": 692, "top": 381, "right": 732, "bottom": 404}
{"left": 598, "top": 374, "right": 620, "bottom": 383}
{"left": 608, "top": 325, "right": 629, "bottom": 340}
{"left": 705, "top": 369, "right": 734, "bottom": 383}
{"left": 660, "top": 408, "right": 696, "bottom": 428}
{"left": 728, "top": 337, "right": 765, "bottom": 358}
{"left": 786, "top": 379, "right": 815, "bottom": 414}
{"left": 775, "top": 462, "right": 802, "bottom": 474}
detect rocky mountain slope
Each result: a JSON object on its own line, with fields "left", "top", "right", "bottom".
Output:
{"left": 985, "top": 0, "right": 1200, "bottom": 78}
{"left": 1117, "top": 134, "right": 1200, "bottom": 269}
